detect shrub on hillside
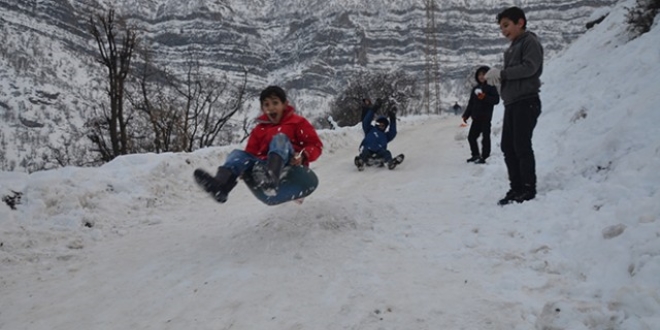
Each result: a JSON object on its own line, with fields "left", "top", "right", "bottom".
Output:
{"left": 327, "top": 70, "right": 418, "bottom": 128}
{"left": 626, "top": 0, "right": 660, "bottom": 37}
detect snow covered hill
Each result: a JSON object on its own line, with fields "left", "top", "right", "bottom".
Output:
{"left": 1, "top": 1, "right": 659, "bottom": 329}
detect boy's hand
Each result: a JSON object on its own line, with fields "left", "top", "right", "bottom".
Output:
{"left": 474, "top": 88, "right": 486, "bottom": 100}
{"left": 485, "top": 68, "right": 501, "bottom": 85}
{"left": 290, "top": 150, "right": 305, "bottom": 166}
{"left": 374, "top": 98, "right": 384, "bottom": 110}
{"left": 460, "top": 117, "right": 468, "bottom": 127}
{"left": 387, "top": 107, "right": 397, "bottom": 119}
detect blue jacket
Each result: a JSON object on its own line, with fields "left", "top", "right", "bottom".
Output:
{"left": 360, "top": 108, "right": 397, "bottom": 152}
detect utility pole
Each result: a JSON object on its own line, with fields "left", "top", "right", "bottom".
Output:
{"left": 425, "top": 0, "right": 441, "bottom": 114}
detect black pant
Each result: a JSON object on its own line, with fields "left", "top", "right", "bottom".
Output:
{"left": 501, "top": 97, "right": 541, "bottom": 191}
{"left": 359, "top": 148, "right": 393, "bottom": 163}
{"left": 467, "top": 120, "right": 491, "bottom": 159}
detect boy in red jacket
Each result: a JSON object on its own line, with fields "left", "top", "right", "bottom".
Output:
{"left": 194, "top": 86, "right": 323, "bottom": 203}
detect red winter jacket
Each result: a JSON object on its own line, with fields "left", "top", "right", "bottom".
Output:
{"left": 245, "top": 105, "right": 323, "bottom": 166}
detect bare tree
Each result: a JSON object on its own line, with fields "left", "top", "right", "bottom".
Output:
{"left": 44, "top": 132, "right": 96, "bottom": 168}
{"left": 239, "top": 114, "right": 253, "bottom": 143}
{"left": 88, "top": 8, "right": 138, "bottom": 160}
{"left": 173, "top": 53, "right": 248, "bottom": 151}
{"left": 328, "top": 70, "right": 419, "bottom": 127}
{"left": 85, "top": 108, "right": 115, "bottom": 162}
{"left": 128, "top": 46, "right": 182, "bottom": 153}
{"left": 126, "top": 45, "right": 249, "bottom": 153}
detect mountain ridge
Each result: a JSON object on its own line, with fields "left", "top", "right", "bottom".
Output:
{"left": 0, "top": 0, "right": 617, "bottom": 172}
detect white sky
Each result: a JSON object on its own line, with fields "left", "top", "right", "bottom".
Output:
{"left": 1, "top": 1, "right": 659, "bottom": 329}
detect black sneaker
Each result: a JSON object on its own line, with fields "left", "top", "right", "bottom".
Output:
{"left": 474, "top": 157, "right": 486, "bottom": 164}
{"left": 514, "top": 188, "right": 536, "bottom": 203}
{"left": 387, "top": 154, "right": 405, "bottom": 170}
{"left": 354, "top": 156, "right": 365, "bottom": 171}
{"left": 497, "top": 189, "right": 519, "bottom": 206}
{"left": 266, "top": 153, "right": 284, "bottom": 188}
{"left": 194, "top": 168, "right": 236, "bottom": 203}
{"left": 466, "top": 156, "right": 480, "bottom": 163}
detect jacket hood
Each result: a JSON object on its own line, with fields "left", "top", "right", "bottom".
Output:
{"left": 475, "top": 65, "right": 490, "bottom": 84}
{"left": 376, "top": 116, "right": 389, "bottom": 128}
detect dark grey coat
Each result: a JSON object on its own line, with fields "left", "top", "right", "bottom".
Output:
{"left": 500, "top": 31, "right": 544, "bottom": 105}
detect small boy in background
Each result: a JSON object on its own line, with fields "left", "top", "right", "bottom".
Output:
{"left": 462, "top": 65, "right": 500, "bottom": 164}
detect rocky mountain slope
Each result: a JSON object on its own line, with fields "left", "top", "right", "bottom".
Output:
{"left": 0, "top": 0, "right": 616, "bottom": 171}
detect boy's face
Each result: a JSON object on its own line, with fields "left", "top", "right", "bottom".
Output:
{"left": 499, "top": 17, "right": 525, "bottom": 42}
{"left": 261, "top": 96, "right": 287, "bottom": 124}
{"left": 477, "top": 71, "right": 487, "bottom": 84}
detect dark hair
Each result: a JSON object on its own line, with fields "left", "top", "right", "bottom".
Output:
{"left": 475, "top": 65, "right": 490, "bottom": 83}
{"left": 259, "top": 86, "right": 287, "bottom": 103}
{"left": 497, "top": 7, "right": 527, "bottom": 29}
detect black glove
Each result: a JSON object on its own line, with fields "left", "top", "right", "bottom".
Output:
{"left": 388, "top": 107, "right": 397, "bottom": 119}
{"left": 374, "top": 98, "right": 383, "bottom": 110}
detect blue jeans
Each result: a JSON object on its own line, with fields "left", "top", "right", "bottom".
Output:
{"left": 221, "top": 133, "right": 295, "bottom": 177}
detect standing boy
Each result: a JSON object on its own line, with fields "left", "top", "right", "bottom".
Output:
{"left": 485, "top": 6, "right": 543, "bottom": 205}
{"left": 462, "top": 65, "right": 500, "bottom": 164}
{"left": 194, "top": 85, "right": 323, "bottom": 203}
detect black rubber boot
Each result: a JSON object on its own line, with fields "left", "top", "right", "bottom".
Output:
{"left": 193, "top": 167, "right": 237, "bottom": 203}
{"left": 266, "top": 153, "right": 285, "bottom": 188}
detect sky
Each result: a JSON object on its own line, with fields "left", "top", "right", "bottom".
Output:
{"left": 1, "top": 1, "right": 659, "bottom": 329}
